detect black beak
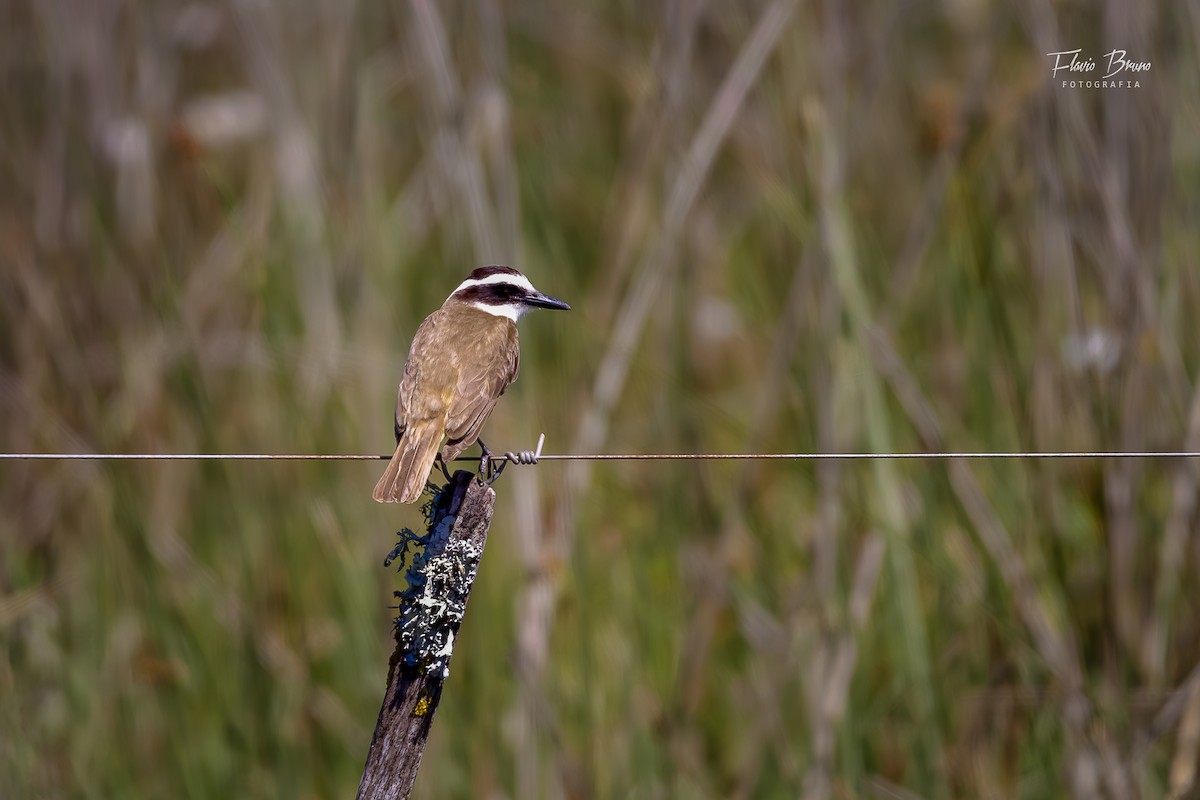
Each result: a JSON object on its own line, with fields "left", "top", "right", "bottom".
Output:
{"left": 527, "top": 292, "right": 571, "bottom": 311}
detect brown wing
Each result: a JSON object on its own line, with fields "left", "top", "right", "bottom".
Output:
{"left": 394, "top": 310, "right": 457, "bottom": 443}
{"left": 392, "top": 381, "right": 407, "bottom": 443}
{"left": 443, "top": 320, "right": 520, "bottom": 460}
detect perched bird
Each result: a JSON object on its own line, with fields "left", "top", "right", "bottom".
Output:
{"left": 373, "top": 266, "right": 570, "bottom": 503}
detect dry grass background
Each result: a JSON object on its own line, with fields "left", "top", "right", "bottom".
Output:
{"left": 2, "top": 0, "right": 1199, "bottom": 797}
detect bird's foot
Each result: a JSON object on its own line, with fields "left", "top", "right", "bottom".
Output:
{"left": 435, "top": 453, "right": 453, "bottom": 482}
{"left": 486, "top": 433, "right": 546, "bottom": 486}
{"left": 477, "top": 439, "right": 496, "bottom": 482}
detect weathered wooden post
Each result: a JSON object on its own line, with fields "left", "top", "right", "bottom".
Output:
{"left": 357, "top": 470, "right": 496, "bottom": 800}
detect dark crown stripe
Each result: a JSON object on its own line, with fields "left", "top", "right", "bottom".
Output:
{"left": 467, "top": 265, "right": 523, "bottom": 281}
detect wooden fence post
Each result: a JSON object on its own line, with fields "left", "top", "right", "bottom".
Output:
{"left": 357, "top": 470, "right": 496, "bottom": 800}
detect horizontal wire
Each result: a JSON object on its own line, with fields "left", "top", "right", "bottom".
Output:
{"left": 0, "top": 453, "right": 386, "bottom": 461}
{"left": 517, "top": 452, "right": 1200, "bottom": 460}
{"left": 3, "top": 452, "right": 1200, "bottom": 462}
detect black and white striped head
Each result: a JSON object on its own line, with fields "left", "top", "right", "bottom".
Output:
{"left": 447, "top": 265, "right": 571, "bottom": 322}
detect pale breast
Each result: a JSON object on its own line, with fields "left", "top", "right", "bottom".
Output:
{"left": 439, "top": 304, "right": 520, "bottom": 445}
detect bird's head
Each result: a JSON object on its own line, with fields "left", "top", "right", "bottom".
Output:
{"left": 447, "top": 265, "right": 571, "bottom": 322}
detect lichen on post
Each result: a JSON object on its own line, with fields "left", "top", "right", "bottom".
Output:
{"left": 357, "top": 470, "right": 496, "bottom": 800}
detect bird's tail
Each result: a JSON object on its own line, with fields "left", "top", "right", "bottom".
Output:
{"left": 372, "top": 418, "right": 444, "bottom": 503}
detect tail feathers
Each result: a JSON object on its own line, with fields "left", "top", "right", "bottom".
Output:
{"left": 372, "top": 419, "right": 444, "bottom": 503}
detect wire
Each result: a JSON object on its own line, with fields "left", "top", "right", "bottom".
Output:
{"left": 0, "top": 454, "right": 384, "bottom": 460}
{"left": 3, "top": 451, "right": 1200, "bottom": 461}
{"left": 519, "top": 452, "right": 1200, "bottom": 460}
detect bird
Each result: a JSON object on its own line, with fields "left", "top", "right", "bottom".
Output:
{"left": 373, "top": 265, "right": 570, "bottom": 503}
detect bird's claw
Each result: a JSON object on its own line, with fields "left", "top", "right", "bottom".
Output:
{"left": 486, "top": 459, "right": 508, "bottom": 484}
{"left": 476, "top": 439, "right": 494, "bottom": 482}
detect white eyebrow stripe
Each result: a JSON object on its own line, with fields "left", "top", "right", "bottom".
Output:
{"left": 453, "top": 272, "right": 536, "bottom": 294}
